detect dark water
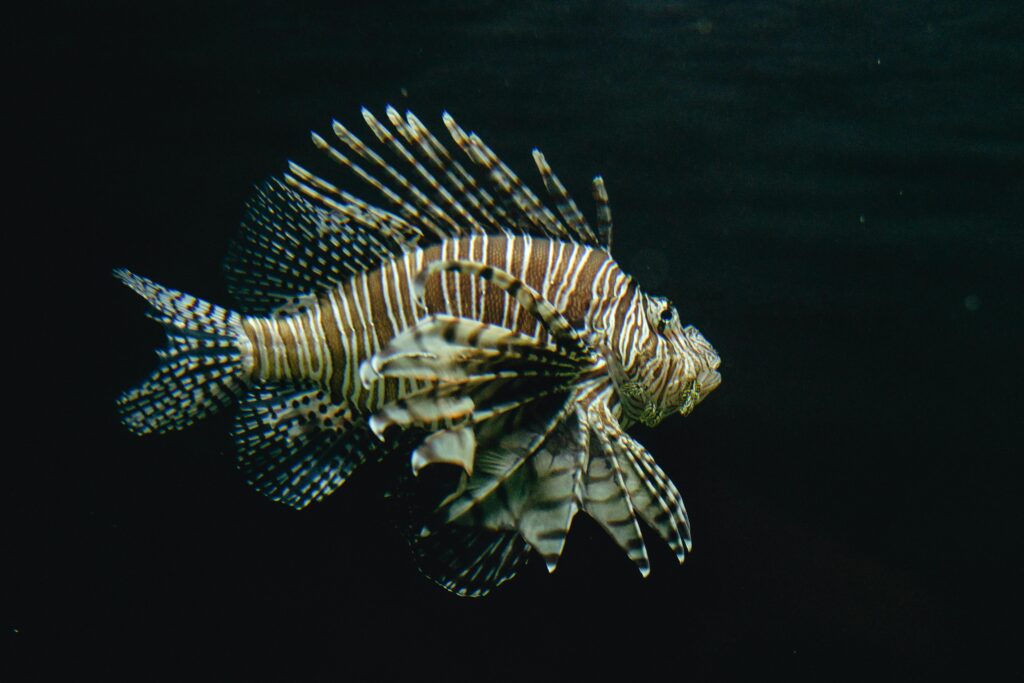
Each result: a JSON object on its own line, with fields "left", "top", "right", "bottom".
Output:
{"left": 17, "top": 1, "right": 1021, "bottom": 678}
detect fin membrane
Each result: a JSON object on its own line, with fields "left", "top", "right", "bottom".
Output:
{"left": 434, "top": 403, "right": 587, "bottom": 573}
{"left": 409, "top": 524, "right": 531, "bottom": 598}
{"left": 364, "top": 312, "right": 592, "bottom": 442}
{"left": 411, "top": 426, "right": 476, "bottom": 476}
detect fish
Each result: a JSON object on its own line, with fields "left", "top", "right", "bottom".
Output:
{"left": 115, "top": 107, "right": 722, "bottom": 597}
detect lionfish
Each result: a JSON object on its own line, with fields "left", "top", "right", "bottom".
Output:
{"left": 116, "top": 108, "right": 722, "bottom": 597}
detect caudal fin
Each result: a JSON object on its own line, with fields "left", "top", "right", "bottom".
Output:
{"left": 114, "top": 269, "right": 252, "bottom": 435}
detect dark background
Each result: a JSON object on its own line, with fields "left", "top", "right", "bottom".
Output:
{"left": 14, "top": 0, "right": 1022, "bottom": 679}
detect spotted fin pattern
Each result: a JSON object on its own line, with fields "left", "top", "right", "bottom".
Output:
{"left": 233, "top": 385, "right": 385, "bottom": 510}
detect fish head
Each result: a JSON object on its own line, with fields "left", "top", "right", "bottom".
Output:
{"left": 609, "top": 294, "right": 721, "bottom": 428}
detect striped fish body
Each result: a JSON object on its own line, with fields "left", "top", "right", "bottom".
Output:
{"left": 242, "top": 234, "right": 614, "bottom": 411}
{"left": 116, "top": 108, "right": 722, "bottom": 597}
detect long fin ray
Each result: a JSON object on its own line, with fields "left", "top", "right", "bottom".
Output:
{"left": 288, "top": 108, "right": 610, "bottom": 251}
{"left": 413, "top": 260, "right": 593, "bottom": 360}
{"left": 592, "top": 176, "right": 613, "bottom": 251}
{"left": 532, "top": 149, "right": 598, "bottom": 245}
{"left": 387, "top": 108, "right": 491, "bottom": 235}
{"left": 360, "top": 314, "right": 585, "bottom": 388}
{"left": 430, "top": 397, "right": 578, "bottom": 531}
{"left": 619, "top": 434, "right": 692, "bottom": 557}
{"left": 593, "top": 415, "right": 691, "bottom": 562}
{"left": 470, "top": 406, "right": 588, "bottom": 573}
{"left": 584, "top": 399, "right": 651, "bottom": 576}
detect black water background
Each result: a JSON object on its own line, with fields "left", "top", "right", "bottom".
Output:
{"left": 15, "top": 1, "right": 1022, "bottom": 679}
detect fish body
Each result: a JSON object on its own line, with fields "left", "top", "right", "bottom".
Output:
{"left": 116, "top": 108, "right": 721, "bottom": 596}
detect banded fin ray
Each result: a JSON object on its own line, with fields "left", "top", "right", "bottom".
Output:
{"left": 401, "top": 110, "right": 513, "bottom": 233}
{"left": 443, "top": 114, "right": 569, "bottom": 241}
{"left": 368, "top": 388, "right": 475, "bottom": 438}
{"left": 327, "top": 114, "right": 452, "bottom": 240}
{"left": 364, "top": 257, "right": 596, "bottom": 438}
{"left": 429, "top": 396, "right": 579, "bottom": 533}
{"left": 592, "top": 175, "right": 613, "bottom": 251}
{"left": 365, "top": 107, "right": 487, "bottom": 238}
{"left": 452, "top": 404, "right": 589, "bottom": 573}
{"left": 233, "top": 385, "right": 385, "bottom": 509}
{"left": 532, "top": 150, "right": 598, "bottom": 245}
{"left": 366, "top": 257, "right": 598, "bottom": 572}
{"left": 413, "top": 260, "right": 593, "bottom": 360}
{"left": 360, "top": 314, "right": 585, "bottom": 389}
{"left": 365, "top": 304, "right": 594, "bottom": 486}
{"left": 585, "top": 410, "right": 651, "bottom": 576}
{"left": 593, "top": 414, "right": 691, "bottom": 562}
{"left": 289, "top": 108, "right": 611, "bottom": 251}
{"left": 385, "top": 106, "right": 494, "bottom": 235}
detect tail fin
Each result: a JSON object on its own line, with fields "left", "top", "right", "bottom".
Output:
{"left": 114, "top": 269, "right": 252, "bottom": 435}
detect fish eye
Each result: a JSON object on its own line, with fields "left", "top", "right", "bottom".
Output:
{"left": 656, "top": 304, "right": 674, "bottom": 333}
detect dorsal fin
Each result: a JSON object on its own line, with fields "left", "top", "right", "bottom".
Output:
{"left": 225, "top": 110, "right": 612, "bottom": 313}
{"left": 224, "top": 179, "right": 411, "bottom": 313}
{"left": 286, "top": 108, "right": 613, "bottom": 252}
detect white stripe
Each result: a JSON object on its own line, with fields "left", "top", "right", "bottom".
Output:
{"left": 331, "top": 287, "right": 357, "bottom": 400}
{"left": 502, "top": 235, "right": 515, "bottom": 329}
{"left": 311, "top": 300, "right": 329, "bottom": 384}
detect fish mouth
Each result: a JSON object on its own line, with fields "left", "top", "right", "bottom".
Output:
{"left": 677, "top": 379, "right": 701, "bottom": 417}
{"left": 677, "top": 370, "right": 722, "bottom": 417}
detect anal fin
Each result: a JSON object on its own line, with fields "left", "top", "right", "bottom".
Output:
{"left": 233, "top": 385, "right": 384, "bottom": 509}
